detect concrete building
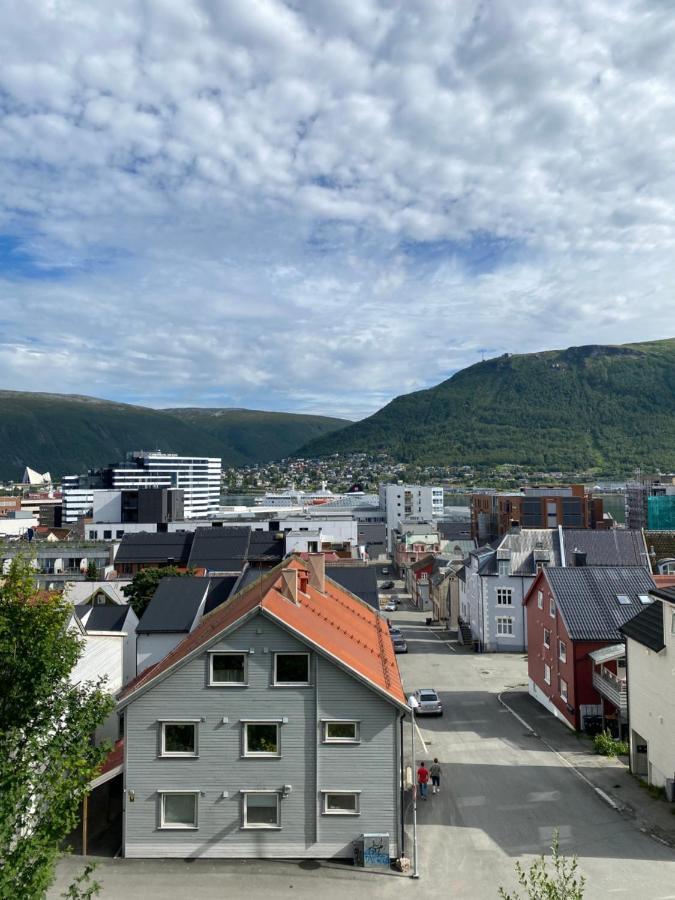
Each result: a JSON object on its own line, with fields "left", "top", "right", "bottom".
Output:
{"left": 620, "top": 586, "right": 675, "bottom": 799}
{"left": 625, "top": 476, "right": 675, "bottom": 530}
{"left": 379, "top": 484, "right": 443, "bottom": 552}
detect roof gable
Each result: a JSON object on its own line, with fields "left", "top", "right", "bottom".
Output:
{"left": 620, "top": 600, "right": 665, "bottom": 652}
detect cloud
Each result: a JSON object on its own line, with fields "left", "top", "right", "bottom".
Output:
{"left": 1, "top": 0, "right": 674, "bottom": 420}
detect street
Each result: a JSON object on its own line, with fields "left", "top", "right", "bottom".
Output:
{"left": 50, "top": 593, "right": 675, "bottom": 900}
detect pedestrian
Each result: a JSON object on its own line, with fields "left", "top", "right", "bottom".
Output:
{"left": 417, "top": 761, "right": 430, "bottom": 800}
{"left": 430, "top": 758, "right": 442, "bottom": 794}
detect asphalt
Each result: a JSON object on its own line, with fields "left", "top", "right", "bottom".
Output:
{"left": 49, "top": 588, "right": 675, "bottom": 899}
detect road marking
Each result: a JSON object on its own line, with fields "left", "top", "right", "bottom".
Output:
{"left": 425, "top": 624, "right": 457, "bottom": 652}
{"left": 497, "top": 692, "right": 623, "bottom": 813}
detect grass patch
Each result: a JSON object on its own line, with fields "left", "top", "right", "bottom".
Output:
{"left": 592, "top": 730, "right": 629, "bottom": 757}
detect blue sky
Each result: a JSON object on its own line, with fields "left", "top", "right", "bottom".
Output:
{"left": 1, "top": 0, "right": 674, "bottom": 420}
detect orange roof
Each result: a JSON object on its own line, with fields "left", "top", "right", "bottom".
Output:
{"left": 119, "top": 558, "right": 406, "bottom": 708}
{"left": 653, "top": 575, "right": 675, "bottom": 588}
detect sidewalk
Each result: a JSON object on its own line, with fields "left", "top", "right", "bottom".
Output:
{"left": 501, "top": 690, "right": 675, "bottom": 848}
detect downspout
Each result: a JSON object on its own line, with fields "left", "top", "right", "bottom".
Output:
{"left": 521, "top": 575, "right": 526, "bottom": 651}
{"left": 479, "top": 575, "right": 485, "bottom": 652}
{"left": 558, "top": 525, "right": 566, "bottom": 567}
{"left": 315, "top": 654, "right": 320, "bottom": 845}
{"left": 624, "top": 641, "right": 631, "bottom": 769}
{"left": 399, "top": 713, "right": 406, "bottom": 857}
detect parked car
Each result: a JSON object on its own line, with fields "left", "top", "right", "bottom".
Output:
{"left": 384, "top": 602, "right": 397, "bottom": 612}
{"left": 381, "top": 580, "right": 395, "bottom": 590}
{"left": 393, "top": 637, "right": 408, "bottom": 654}
{"left": 413, "top": 688, "right": 443, "bottom": 716}
{"left": 388, "top": 627, "right": 403, "bottom": 640}
{"left": 381, "top": 567, "right": 390, "bottom": 575}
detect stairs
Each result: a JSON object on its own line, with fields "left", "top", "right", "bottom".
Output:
{"left": 458, "top": 619, "right": 474, "bottom": 646}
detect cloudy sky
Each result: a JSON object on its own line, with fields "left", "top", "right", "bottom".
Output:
{"left": 1, "top": 0, "right": 674, "bottom": 420}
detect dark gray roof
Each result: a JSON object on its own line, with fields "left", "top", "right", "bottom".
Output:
{"left": 652, "top": 585, "right": 675, "bottom": 605}
{"left": 137, "top": 577, "right": 209, "bottom": 633}
{"left": 248, "top": 530, "right": 286, "bottom": 561}
{"left": 563, "top": 529, "right": 649, "bottom": 567}
{"left": 545, "top": 566, "right": 655, "bottom": 642}
{"left": 75, "top": 604, "right": 130, "bottom": 631}
{"left": 477, "top": 529, "right": 561, "bottom": 575}
{"left": 115, "top": 532, "right": 192, "bottom": 565}
{"left": 620, "top": 600, "right": 665, "bottom": 652}
{"left": 326, "top": 566, "right": 379, "bottom": 610}
{"left": 203, "top": 576, "right": 239, "bottom": 615}
{"left": 437, "top": 521, "right": 472, "bottom": 541}
{"left": 187, "top": 527, "right": 250, "bottom": 571}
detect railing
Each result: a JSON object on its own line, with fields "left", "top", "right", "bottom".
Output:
{"left": 592, "top": 667, "right": 627, "bottom": 711}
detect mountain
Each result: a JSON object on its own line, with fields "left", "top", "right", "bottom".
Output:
{"left": 0, "top": 391, "right": 349, "bottom": 481}
{"left": 297, "top": 338, "right": 675, "bottom": 473}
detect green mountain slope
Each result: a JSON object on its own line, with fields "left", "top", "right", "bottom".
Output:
{"left": 297, "top": 339, "right": 675, "bottom": 472}
{"left": 0, "top": 392, "right": 350, "bottom": 480}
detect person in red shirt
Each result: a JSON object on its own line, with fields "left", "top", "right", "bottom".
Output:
{"left": 417, "top": 761, "right": 430, "bottom": 800}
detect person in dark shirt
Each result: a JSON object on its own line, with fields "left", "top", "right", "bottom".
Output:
{"left": 430, "top": 758, "right": 442, "bottom": 794}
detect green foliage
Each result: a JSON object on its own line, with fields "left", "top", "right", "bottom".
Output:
{"left": 122, "top": 566, "right": 193, "bottom": 618}
{"left": 299, "top": 338, "right": 675, "bottom": 472}
{"left": 61, "top": 863, "right": 101, "bottom": 899}
{"left": 592, "top": 730, "right": 629, "bottom": 757}
{"left": 0, "top": 557, "right": 115, "bottom": 899}
{"left": 0, "top": 390, "right": 350, "bottom": 479}
{"left": 498, "top": 831, "right": 586, "bottom": 900}
{"left": 85, "top": 561, "right": 98, "bottom": 581}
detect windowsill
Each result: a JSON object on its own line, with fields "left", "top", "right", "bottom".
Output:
{"left": 158, "top": 754, "right": 199, "bottom": 759}
{"left": 158, "top": 825, "right": 199, "bottom": 831}
{"left": 322, "top": 811, "right": 361, "bottom": 816}
{"left": 208, "top": 683, "right": 248, "bottom": 688}
{"left": 271, "top": 683, "right": 312, "bottom": 688}
{"left": 322, "top": 740, "right": 361, "bottom": 745}
{"left": 241, "top": 754, "right": 281, "bottom": 759}
{"left": 241, "top": 825, "right": 282, "bottom": 830}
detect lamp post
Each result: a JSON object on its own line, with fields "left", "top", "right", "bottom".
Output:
{"left": 408, "top": 694, "right": 420, "bottom": 879}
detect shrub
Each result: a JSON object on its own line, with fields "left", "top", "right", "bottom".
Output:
{"left": 593, "top": 730, "right": 628, "bottom": 757}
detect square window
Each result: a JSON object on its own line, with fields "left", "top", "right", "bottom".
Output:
{"left": 161, "top": 722, "right": 197, "bottom": 757}
{"left": 274, "top": 653, "right": 310, "bottom": 685}
{"left": 323, "top": 791, "right": 360, "bottom": 815}
{"left": 324, "top": 721, "right": 360, "bottom": 743}
{"left": 210, "top": 653, "right": 247, "bottom": 686}
{"left": 544, "top": 663, "right": 551, "bottom": 685}
{"left": 496, "top": 588, "right": 513, "bottom": 606}
{"left": 558, "top": 640, "right": 567, "bottom": 663}
{"left": 242, "top": 792, "right": 280, "bottom": 828}
{"left": 244, "top": 722, "right": 280, "bottom": 756}
{"left": 160, "top": 792, "right": 198, "bottom": 829}
{"left": 103, "top": 530, "right": 112, "bottom": 540}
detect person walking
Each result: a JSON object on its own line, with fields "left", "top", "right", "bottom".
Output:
{"left": 430, "top": 758, "right": 442, "bottom": 794}
{"left": 417, "top": 761, "right": 430, "bottom": 800}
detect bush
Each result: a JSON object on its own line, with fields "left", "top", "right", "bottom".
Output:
{"left": 592, "top": 730, "right": 628, "bottom": 757}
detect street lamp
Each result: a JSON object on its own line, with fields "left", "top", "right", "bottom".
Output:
{"left": 408, "top": 693, "right": 420, "bottom": 880}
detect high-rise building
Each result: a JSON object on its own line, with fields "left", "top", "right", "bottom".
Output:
{"left": 379, "top": 483, "right": 444, "bottom": 552}
{"left": 62, "top": 452, "right": 221, "bottom": 523}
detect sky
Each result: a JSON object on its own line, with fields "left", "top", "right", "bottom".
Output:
{"left": 1, "top": 0, "right": 675, "bottom": 421}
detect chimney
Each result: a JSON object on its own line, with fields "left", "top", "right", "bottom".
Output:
{"left": 573, "top": 550, "right": 587, "bottom": 567}
{"left": 307, "top": 553, "right": 326, "bottom": 594}
{"left": 280, "top": 568, "right": 299, "bottom": 604}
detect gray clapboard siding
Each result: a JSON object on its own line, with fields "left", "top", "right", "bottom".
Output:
{"left": 124, "top": 611, "right": 401, "bottom": 858}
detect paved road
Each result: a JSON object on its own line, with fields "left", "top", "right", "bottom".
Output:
{"left": 394, "top": 603, "right": 675, "bottom": 899}
{"left": 50, "top": 597, "right": 675, "bottom": 899}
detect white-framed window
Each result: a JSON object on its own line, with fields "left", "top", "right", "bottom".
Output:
{"left": 496, "top": 616, "right": 514, "bottom": 636}
{"left": 537, "top": 590, "right": 543, "bottom": 610}
{"left": 543, "top": 628, "right": 550, "bottom": 648}
{"left": 496, "top": 588, "right": 513, "bottom": 606}
{"left": 558, "top": 639, "right": 567, "bottom": 663}
{"left": 323, "top": 721, "right": 360, "bottom": 743}
{"left": 559, "top": 678, "right": 568, "bottom": 702}
{"left": 549, "top": 596, "right": 556, "bottom": 618}
{"left": 671, "top": 611, "right": 675, "bottom": 635}
{"left": 159, "top": 721, "right": 199, "bottom": 757}
{"left": 544, "top": 663, "right": 551, "bottom": 685}
{"left": 273, "top": 652, "right": 310, "bottom": 686}
{"left": 242, "top": 721, "right": 280, "bottom": 757}
{"left": 498, "top": 559, "right": 511, "bottom": 577}
{"left": 209, "top": 652, "right": 247, "bottom": 686}
{"left": 158, "top": 791, "right": 199, "bottom": 829}
{"left": 241, "top": 791, "right": 280, "bottom": 829}
{"left": 322, "top": 791, "right": 361, "bottom": 815}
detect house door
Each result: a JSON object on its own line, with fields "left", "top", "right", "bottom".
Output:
{"left": 632, "top": 730, "right": 648, "bottom": 777}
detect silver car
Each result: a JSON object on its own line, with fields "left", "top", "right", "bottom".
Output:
{"left": 414, "top": 688, "right": 443, "bottom": 716}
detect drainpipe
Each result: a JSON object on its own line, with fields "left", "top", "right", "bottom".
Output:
{"left": 315, "top": 654, "right": 320, "bottom": 844}
{"left": 479, "top": 576, "right": 485, "bottom": 652}
{"left": 624, "top": 643, "right": 632, "bottom": 769}
{"left": 558, "top": 525, "right": 566, "bottom": 567}
{"left": 399, "top": 713, "right": 405, "bottom": 856}
{"left": 521, "top": 575, "right": 526, "bottom": 651}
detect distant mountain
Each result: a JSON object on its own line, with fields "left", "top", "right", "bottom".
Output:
{"left": 297, "top": 338, "right": 675, "bottom": 473}
{"left": 0, "top": 391, "right": 350, "bottom": 480}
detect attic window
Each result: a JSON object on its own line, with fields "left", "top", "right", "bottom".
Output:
{"left": 638, "top": 594, "right": 652, "bottom": 605}
{"left": 616, "top": 595, "right": 631, "bottom": 605}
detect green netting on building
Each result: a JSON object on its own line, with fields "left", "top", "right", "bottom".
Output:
{"left": 647, "top": 495, "right": 675, "bottom": 530}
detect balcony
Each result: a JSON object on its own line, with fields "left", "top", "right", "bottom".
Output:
{"left": 592, "top": 665, "right": 627, "bottom": 713}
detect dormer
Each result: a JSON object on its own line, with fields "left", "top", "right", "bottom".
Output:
{"left": 497, "top": 548, "right": 511, "bottom": 577}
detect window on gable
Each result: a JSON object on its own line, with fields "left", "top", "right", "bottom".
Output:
{"left": 160, "top": 721, "right": 198, "bottom": 757}
{"left": 322, "top": 791, "right": 360, "bottom": 815}
{"left": 549, "top": 596, "right": 556, "bottom": 618}
{"left": 323, "top": 721, "right": 360, "bottom": 743}
{"left": 274, "top": 653, "right": 310, "bottom": 685}
{"left": 543, "top": 628, "right": 550, "bottom": 648}
{"left": 242, "top": 792, "right": 280, "bottom": 829}
{"left": 159, "top": 792, "right": 198, "bottom": 829}
{"left": 559, "top": 677, "right": 568, "bottom": 702}
{"left": 544, "top": 663, "right": 551, "bottom": 685}
{"left": 558, "top": 640, "right": 567, "bottom": 663}
{"left": 210, "top": 653, "right": 247, "bottom": 686}
{"left": 537, "top": 590, "right": 543, "bottom": 610}
{"left": 498, "top": 559, "right": 510, "bottom": 577}
{"left": 243, "top": 722, "right": 280, "bottom": 757}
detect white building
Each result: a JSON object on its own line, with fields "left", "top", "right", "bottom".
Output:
{"left": 621, "top": 587, "right": 675, "bottom": 800}
{"left": 379, "top": 483, "right": 444, "bottom": 552}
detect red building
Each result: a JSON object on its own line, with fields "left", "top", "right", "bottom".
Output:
{"left": 524, "top": 566, "right": 655, "bottom": 731}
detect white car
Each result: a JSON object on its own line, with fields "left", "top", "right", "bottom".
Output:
{"left": 384, "top": 602, "right": 397, "bottom": 612}
{"left": 413, "top": 688, "right": 443, "bottom": 716}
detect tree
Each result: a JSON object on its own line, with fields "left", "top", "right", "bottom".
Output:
{"left": 85, "top": 561, "right": 98, "bottom": 582}
{"left": 499, "top": 832, "right": 586, "bottom": 900}
{"left": 0, "top": 557, "right": 115, "bottom": 899}
{"left": 122, "top": 566, "right": 194, "bottom": 618}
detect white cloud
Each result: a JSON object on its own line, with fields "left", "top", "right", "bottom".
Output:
{"left": 0, "top": 0, "right": 674, "bottom": 420}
